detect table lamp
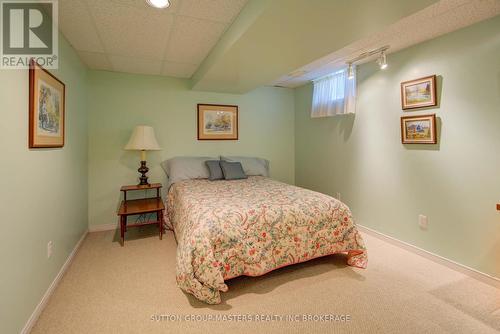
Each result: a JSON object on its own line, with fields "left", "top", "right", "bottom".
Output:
{"left": 124, "top": 125, "right": 161, "bottom": 185}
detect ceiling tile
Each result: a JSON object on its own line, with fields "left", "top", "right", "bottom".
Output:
{"left": 56, "top": 0, "right": 251, "bottom": 78}
{"left": 58, "top": 0, "right": 104, "bottom": 52}
{"left": 87, "top": 0, "right": 174, "bottom": 60}
{"left": 109, "top": 55, "right": 163, "bottom": 76}
{"left": 77, "top": 51, "right": 112, "bottom": 70}
{"left": 179, "top": 0, "right": 248, "bottom": 23}
{"left": 161, "top": 61, "right": 198, "bottom": 78}
{"left": 165, "top": 16, "right": 226, "bottom": 64}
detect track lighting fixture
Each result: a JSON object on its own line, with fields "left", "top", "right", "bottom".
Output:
{"left": 347, "top": 63, "right": 354, "bottom": 80}
{"left": 345, "top": 45, "right": 390, "bottom": 75}
{"left": 378, "top": 50, "right": 388, "bottom": 70}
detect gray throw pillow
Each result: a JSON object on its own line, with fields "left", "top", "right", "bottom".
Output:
{"left": 220, "top": 161, "right": 247, "bottom": 180}
{"left": 205, "top": 160, "right": 224, "bottom": 181}
{"left": 220, "top": 156, "right": 270, "bottom": 177}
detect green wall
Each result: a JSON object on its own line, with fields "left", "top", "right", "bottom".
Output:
{"left": 295, "top": 16, "right": 500, "bottom": 278}
{"left": 87, "top": 71, "right": 295, "bottom": 229}
{"left": 0, "top": 36, "right": 88, "bottom": 333}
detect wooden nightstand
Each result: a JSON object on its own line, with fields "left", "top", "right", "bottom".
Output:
{"left": 117, "top": 183, "right": 165, "bottom": 246}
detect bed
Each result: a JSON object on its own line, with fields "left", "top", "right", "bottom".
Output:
{"left": 166, "top": 175, "right": 367, "bottom": 304}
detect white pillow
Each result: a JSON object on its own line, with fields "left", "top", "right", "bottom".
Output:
{"left": 220, "top": 156, "right": 270, "bottom": 177}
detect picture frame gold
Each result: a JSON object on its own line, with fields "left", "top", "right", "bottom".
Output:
{"left": 197, "top": 104, "right": 238, "bottom": 140}
{"left": 29, "top": 59, "right": 65, "bottom": 148}
{"left": 401, "top": 114, "right": 437, "bottom": 144}
{"left": 400, "top": 75, "right": 437, "bottom": 110}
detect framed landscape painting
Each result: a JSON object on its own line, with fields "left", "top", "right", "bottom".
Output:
{"left": 197, "top": 104, "right": 238, "bottom": 140}
{"left": 400, "top": 75, "right": 437, "bottom": 110}
{"left": 29, "top": 59, "right": 65, "bottom": 148}
{"left": 401, "top": 114, "right": 437, "bottom": 144}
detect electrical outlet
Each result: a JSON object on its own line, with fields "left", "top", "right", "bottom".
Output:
{"left": 47, "top": 241, "right": 53, "bottom": 259}
{"left": 336, "top": 192, "right": 341, "bottom": 201}
{"left": 418, "top": 215, "right": 428, "bottom": 230}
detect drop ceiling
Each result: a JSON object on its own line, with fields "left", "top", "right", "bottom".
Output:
{"left": 56, "top": 0, "right": 500, "bottom": 93}
{"left": 57, "top": 0, "right": 248, "bottom": 77}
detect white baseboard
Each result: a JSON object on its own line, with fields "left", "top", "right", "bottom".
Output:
{"left": 21, "top": 230, "right": 88, "bottom": 334}
{"left": 88, "top": 223, "right": 117, "bottom": 232}
{"left": 357, "top": 224, "right": 500, "bottom": 289}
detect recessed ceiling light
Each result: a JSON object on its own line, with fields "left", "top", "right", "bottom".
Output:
{"left": 146, "top": 0, "right": 171, "bottom": 9}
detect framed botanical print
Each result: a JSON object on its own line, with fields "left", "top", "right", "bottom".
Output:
{"left": 400, "top": 75, "right": 437, "bottom": 110}
{"left": 401, "top": 114, "right": 437, "bottom": 144}
{"left": 197, "top": 104, "right": 238, "bottom": 140}
{"left": 29, "top": 59, "right": 65, "bottom": 148}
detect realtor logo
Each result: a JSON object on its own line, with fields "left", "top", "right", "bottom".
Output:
{"left": 1, "top": 0, "right": 58, "bottom": 69}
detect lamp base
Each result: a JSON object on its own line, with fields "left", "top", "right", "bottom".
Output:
{"left": 138, "top": 160, "right": 149, "bottom": 185}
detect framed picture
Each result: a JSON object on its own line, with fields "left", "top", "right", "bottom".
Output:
{"left": 29, "top": 59, "right": 65, "bottom": 148}
{"left": 197, "top": 104, "right": 238, "bottom": 140}
{"left": 400, "top": 75, "right": 437, "bottom": 110}
{"left": 401, "top": 114, "right": 437, "bottom": 144}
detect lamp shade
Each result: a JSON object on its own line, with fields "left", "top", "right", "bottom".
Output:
{"left": 124, "top": 125, "right": 161, "bottom": 151}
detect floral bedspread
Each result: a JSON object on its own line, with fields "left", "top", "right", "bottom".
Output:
{"left": 166, "top": 176, "right": 367, "bottom": 304}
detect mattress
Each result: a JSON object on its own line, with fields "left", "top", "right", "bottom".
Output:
{"left": 166, "top": 176, "right": 367, "bottom": 304}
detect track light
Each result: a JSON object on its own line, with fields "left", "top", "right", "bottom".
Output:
{"left": 346, "top": 45, "right": 389, "bottom": 76}
{"left": 347, "top": 63, "right": 354, "bottom": 80}
{"left": 378, "top": 51, "right": 388, "bottom": 70}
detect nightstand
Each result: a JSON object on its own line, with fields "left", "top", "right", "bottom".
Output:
{"left": 117, "top": 183, "right": 165, "bottom": 246}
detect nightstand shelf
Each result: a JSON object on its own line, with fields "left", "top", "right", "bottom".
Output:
{"left": 117, "top": 183, "right": 164, "bottom": 246}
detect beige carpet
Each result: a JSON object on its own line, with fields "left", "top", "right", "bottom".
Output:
{"left": 31, "top": 227, "right": 500, "bottom": 334}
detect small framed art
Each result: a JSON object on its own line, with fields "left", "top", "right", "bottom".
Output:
{"left": 29, "top": 59, "right": 66, "bottom": 148}
{"left": 400, "top": 75, "right": 437, "bottom": 110}
{"left": 401, "top": 114, "right": 437, "bottom": 144}
{"left": 197, "top": 104, "right": 238, "bottom": 140}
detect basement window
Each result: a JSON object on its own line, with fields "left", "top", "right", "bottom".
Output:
{"left": 311, "top": 67, "right": 356, "bottom": 117}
